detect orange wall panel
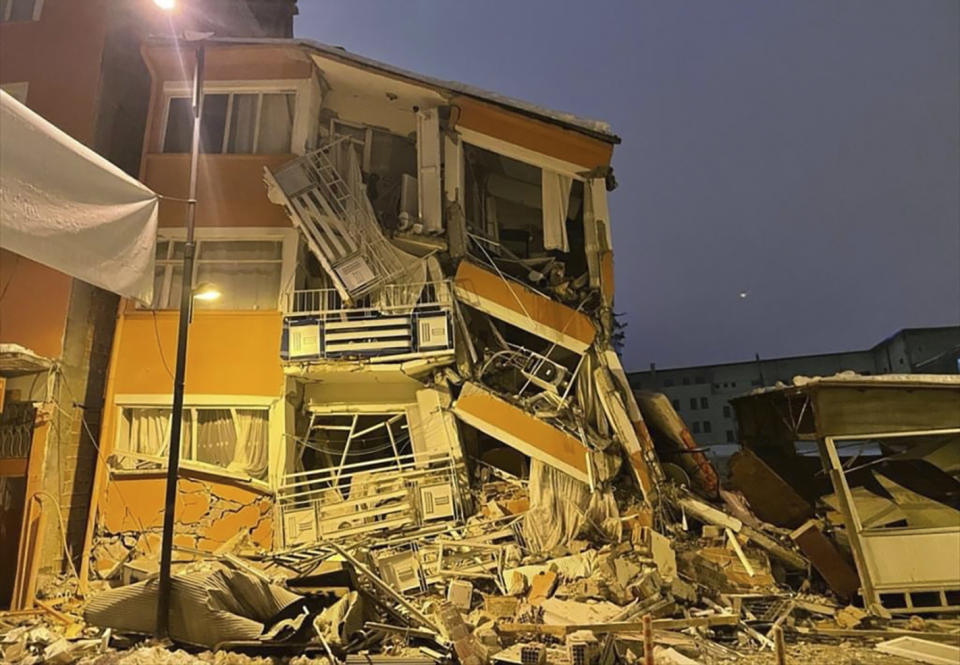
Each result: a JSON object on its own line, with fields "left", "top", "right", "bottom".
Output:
{"left": 0, "top": 0, "right": 108, "bottom": 146}
{"left": 453, "top": 96, "right": 614, "bottom": 171}
{"left": 142, "top": 154, "right": 294, "bottom": 228}
{"left": 0, "top": 250, "right": 71, "bottom": 359}
{"left": 99, "top": 474, "right": 272, "bottom": 553}
{"left": 111, "top": 311, "right": 284, "bottom": 396}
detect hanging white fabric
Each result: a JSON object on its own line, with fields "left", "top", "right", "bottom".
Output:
{"left": 0, "top": 90, "right": 158, "bottom": 304}
{"left": 542, "top": 170, "right": 573, "bottom": 252}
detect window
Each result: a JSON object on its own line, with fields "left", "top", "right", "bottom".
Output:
{"left": 703, "top": 421, "right": 712, "bottom": 434}
{"left": 692, "top": 422, "right": 700, "bottom": 434}
{"left": 115, "top": 405, "right": 269, "bottom": 480}
{"left": 0, "top": 0, "right": 42, "bottom": 21}
{"left": 163, "top": 91, "right": 295, "bottom": 154}
{"left": 150, "top": 238, "right": 284, "bottom": 310}
{"left": 689, "top": 398, "right": 697, "bottom": 410}
{"left": 682, "top": 377, "right": 690, "bottom": 385}
{"left": 695, "top": 376, "right": 706, "bottom": 384}
{"left": 726, "top": 430, "right": 734, "bottom": 443}
{"left": 0, "top": 81, "right": 28, "bottom": 104}
{"left": 663, "top": 378, "right": 674, "bottom": 388}
{"left": 723, "top": 405, "right": 731, "bottom": 418}
{"left": 731, "top": 382, "right": 737, "bottom": 388}
{"left": 671, "top": 399, "right": 680, "bottom": 410}
{"left": 700, "top": 397, "right": 708, "bottom": 409}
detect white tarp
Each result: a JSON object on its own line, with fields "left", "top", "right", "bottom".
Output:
{"left": 0, "top": 89, "right": 158, "bottom": 304}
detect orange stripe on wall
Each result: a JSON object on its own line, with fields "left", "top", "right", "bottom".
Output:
{"left": 452, "top": 96, "right": 614, "bottom": 170}
{"left": 454, "top": 261, "right": 596, "bottom": 348}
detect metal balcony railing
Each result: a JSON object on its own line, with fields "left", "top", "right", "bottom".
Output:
{"left": 285, "top": 280, "right": 452, "bottom": 319}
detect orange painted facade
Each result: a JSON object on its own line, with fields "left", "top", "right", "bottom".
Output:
{"left": 0, "top": 0, "right": 108, "bottom": 146}
{"left": 452, "top": 96, "right": 615, "bottom": 170}
{"left": 143, "top": 154, "right": 295, "bottom": 228}
{"left": 0, "top": 1, "right": 112, "bottom": 360}
{"left": 0, "top": 250, "right": 71, "bottom": 359}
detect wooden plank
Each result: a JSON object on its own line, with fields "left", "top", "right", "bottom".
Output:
{"left": 790, "top": 519, "right": 860, "bottom": 599}
{"left": 11, "top": 409, "right": 50, "bottom": 610}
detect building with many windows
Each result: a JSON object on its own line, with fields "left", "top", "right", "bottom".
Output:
{"left": 0, "top": 0, "right": 297, "bottom": 608}
{"left": 627, "top": 325, "right": 960, "bottom": 453}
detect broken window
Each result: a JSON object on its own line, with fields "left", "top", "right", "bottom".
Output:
{"left": 278, "top": 409, "right": 461, "bottom": 546}
{"left": 462, "top": 144, "right": 587, "bottom": 275}
{"left": 113, "top": 405, "right": 269, "bottom": 480}
{"left": 299, "top": 412, "right": 412, "bottom": 486}
{"left": 162, "top": 91, "right": 295, "bottom": 154}
{"left": 149, "top": 237, "right": 284, "bottom": 310}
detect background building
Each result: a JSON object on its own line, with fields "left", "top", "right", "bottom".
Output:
{"left": 0, "top": 0, "right": 296, "bottom": 605}
{"left": 627, "top": 325, "right": 960, "bottom": 454}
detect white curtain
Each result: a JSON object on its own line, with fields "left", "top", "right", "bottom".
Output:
{"left": 257, "top": 93, "right": 296, "bottom": 154}
{"left": 127, "top": 408, "right": 170, "bottom": 457}
{"left": 542, "top": 170, "right": 573, "bottom": 252}
{"left": 231, "top": 410, "right": 269, "bottom": 480}
{"left": 522, "top": 459, "right": 621, "bottom": 554}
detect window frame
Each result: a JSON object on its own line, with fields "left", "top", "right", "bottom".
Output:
{"left": 112, "top": 395, "right": 277, "bottom": 489}
{"left": 0, "top": 81, "right": 29, "bottom": 104}
{"left": 158, "top": 79, "right": 312, "bottom": 155}
{"left": 0, "top": 0, "right": 43, "bottom": 22}
{"left": 144, "top": 227, "right": 297, "bottom": 311}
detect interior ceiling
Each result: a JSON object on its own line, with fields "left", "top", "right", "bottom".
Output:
{"left": 310, "top": 53, "right": 445, "bottom": 115}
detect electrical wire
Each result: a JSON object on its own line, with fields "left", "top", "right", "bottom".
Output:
{"left": 151, "top": 309, "right": 176, "bottom": 380}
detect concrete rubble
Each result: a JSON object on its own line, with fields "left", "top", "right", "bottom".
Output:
{"left": 3, "top": 37, "right": 958, "bottom": 665}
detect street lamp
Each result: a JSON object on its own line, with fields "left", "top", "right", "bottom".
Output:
{"left": 153, "top": 6, "right": 206, "bottom": 637}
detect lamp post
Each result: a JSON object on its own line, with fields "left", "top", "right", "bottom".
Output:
{"left": 153, "top": 0, "right": 207, "bottom": 636}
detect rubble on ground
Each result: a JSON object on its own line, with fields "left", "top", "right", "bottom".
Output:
{"left": 5, "top": 462, "right": 959, "bottom": 663}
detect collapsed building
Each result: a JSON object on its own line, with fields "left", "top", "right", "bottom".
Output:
{"left": 2, "top": 33, "right": 959, "bottom": 665}
{"left": 66, "top": 36, "right": 659, "bottom": 581}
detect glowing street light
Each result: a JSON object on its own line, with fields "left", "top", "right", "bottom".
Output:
{"left": 153, "top": 0, "right": 211, "bottom": 639}
{"left": 192, "top": 283, "right": 221, "bottom": 301}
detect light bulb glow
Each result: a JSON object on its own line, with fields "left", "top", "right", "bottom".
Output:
{"left": 153, "top": 0, "right": 176, "bottom": 10}
{"left": 192, "top": 284, "right": 221, "bottom": 301}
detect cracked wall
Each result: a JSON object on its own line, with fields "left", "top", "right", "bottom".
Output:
{"left": 90, "top": 474, "right": 272, "bottom": 578}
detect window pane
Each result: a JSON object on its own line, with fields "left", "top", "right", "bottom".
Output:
{"left": 166, "top": 265, "right": 184, "bottom": 309}
{"left": 155, "top": 239, "right": 171, "bottom": 259}
{"left": 198, "top": 240, "right": 282, "bottom": 261}
{"left": 200, "top": 93, "right": 229, "bottom": 153}
{"left": 163, "top": 97, "right": 193, "bottom": 153}
{"left": 9, "top": 0, "right": 36, "bottom": 21}
{"left": 257, "top": 93, "right": 295, "bottom": 153}
{"left": 149, "top": 267, "right": 166, "bottom": 309}
{"left": 227, "top": 93, "right": 258, "bottom": 153}
{"left": 195, "top": 262, "right": 281, "bottom": 310}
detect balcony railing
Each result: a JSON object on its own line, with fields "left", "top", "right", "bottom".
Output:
{"left": 281, "top": 280, "right": 454, "bottom": 362}
{"left": 285, "top": 280, "right": 452, "bottom": 318}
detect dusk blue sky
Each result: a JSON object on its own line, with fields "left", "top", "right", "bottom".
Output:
{"left": 296, "top": 1, "right": 960, "bottom": 371}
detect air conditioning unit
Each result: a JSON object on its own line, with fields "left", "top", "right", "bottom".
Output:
{"left": 419, "top": 482, "right": 455, "bottom": 521}
{"left": 521, "top": 353, "right": 568, "bottom": 393}
{"left": 288, "top": 321, "right": 321, "bottom": 358}
{"left": 282, "top": 505, "right": 318, "bottom": 547}
{"left": 377, "top": 550, "right": 422, "bottom": 592}
{"left": 417, "top": 313, "right": 451, "bottom": 350}
{"left": 334, "top": 254, "right": 377, "bottom": 294}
